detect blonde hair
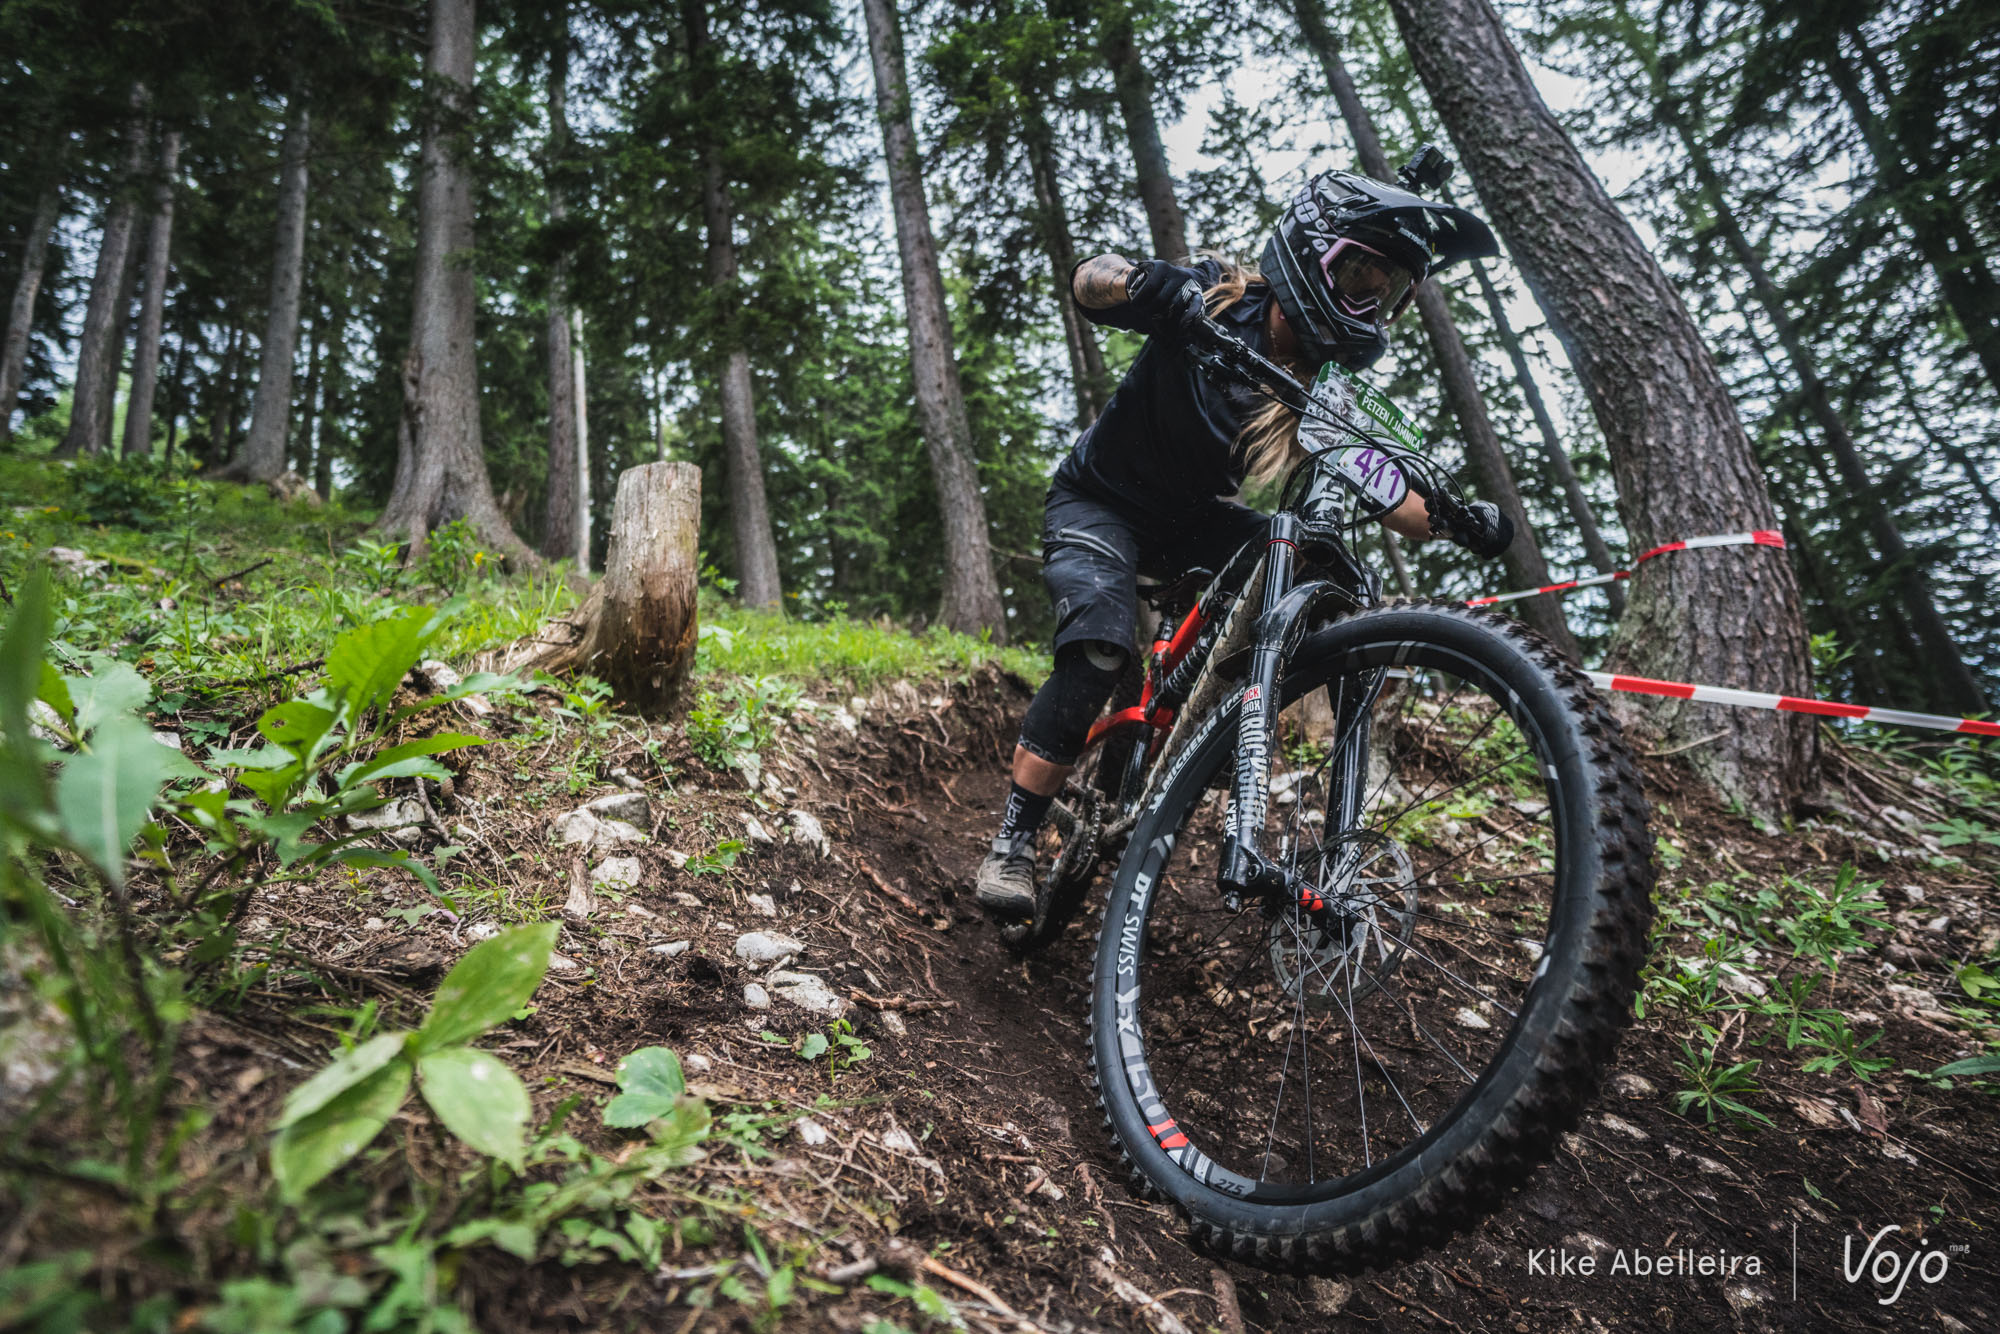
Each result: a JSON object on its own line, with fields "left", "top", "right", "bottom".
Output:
{"left": 1199, "top": 254, "right": 1306, "bottom": 491}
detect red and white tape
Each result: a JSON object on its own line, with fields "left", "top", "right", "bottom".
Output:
{"left": 1585, "top": 671, "right": 2000, "bottom": 738}
{"left": 1464, "top": 530, "right": 1786, "bottom": 607}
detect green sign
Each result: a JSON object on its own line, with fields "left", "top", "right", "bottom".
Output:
{"left": 1314, "top": 362, "right": 1425, "bottom": 452}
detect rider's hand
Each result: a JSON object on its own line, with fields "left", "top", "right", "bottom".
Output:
{"left": 1125, "top": 260, "right": 1209, "bottom": 341}
{"left": 1444, "top": 500, "right": 1515, "bottom": 559}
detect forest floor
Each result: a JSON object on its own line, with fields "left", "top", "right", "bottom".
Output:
{"left": 4, "top": 462, "right": 1999, "bottom": 1333}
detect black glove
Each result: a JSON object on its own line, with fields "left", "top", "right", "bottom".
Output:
{"left": 1447, "top": 500, "right": 1515, "bottom": 559}
{"left": 1124, "top": 260, "right": 1208, "bottom": 342}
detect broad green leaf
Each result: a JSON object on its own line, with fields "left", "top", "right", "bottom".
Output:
{"left": 798, "top": 1033, "right": 829, "bottom": 1060}
{"left": 71, "top": 656, "right": 151, "bottom": 735}
{"left": 336, "top": 756, "right": 451, "bottom": 788}
{"left": 54, "top": 714, "right": 193, "bottom": 884}
{"left": 277, "top": 1032, "right": 410, "bottom": 1128}
{"left": 235, "top": 759, "right": 306, "bottom": 812}
{"left": 272, "top": 1056, "right": 412, "bottom": 1201}
{"left": 602, "top": 1046, "right": 686, "bottom": 1128}
{"left": 330, "top": 846, "right": 441, "bottom": 896}
{"left": 418, "top": 921, "right": 558, "bottom": 1052}
{"left": 258, "top": 699, "right": 339, "bottom": 760}
{"left": 1935, "top": 1054, "right": 2000, "bottom": 1078}
{"left": 35, "top": 662, "right": 74, "bottom": 729}
{"left": 418, "top": 1047, "right": 530, "bottom": 1168}
{"left": 337, "top": 733, "right": 487, "bottom": 789}
{"left": 207, "top": 744, "right": 299, "bottom": 771}
{"left": 0, "top": 571, "right": 52, "bottom": 750}
{"left": 442, "top": 1217, "right": 539, "bottom": 1260}
{"left": 326, "top": 607, "right": 433, "bottom": 723}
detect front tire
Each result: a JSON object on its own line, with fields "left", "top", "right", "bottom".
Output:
{"left": 1089, "top": 603, "right": 1652, "bottom": 1271}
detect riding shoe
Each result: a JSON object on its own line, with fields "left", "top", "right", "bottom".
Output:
{"left": 974, "top": 834, "right": 1038, "bottom": 921}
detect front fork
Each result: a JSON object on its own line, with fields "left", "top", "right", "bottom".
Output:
{"left": 1216, "top": 515, "right": 1374, "bottom": 907}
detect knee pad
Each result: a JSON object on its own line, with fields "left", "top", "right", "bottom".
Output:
{"left": 1018, "top": 640, "right": 1130, "bottom": 766}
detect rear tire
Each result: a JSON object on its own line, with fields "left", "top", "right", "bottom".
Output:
{"left": 1089, "top": 603, "right": 1652, "bottom": 1271}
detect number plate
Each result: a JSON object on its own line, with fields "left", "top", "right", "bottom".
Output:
{"left": 1329, "top": 445, "right": 1410, "bottom": 518}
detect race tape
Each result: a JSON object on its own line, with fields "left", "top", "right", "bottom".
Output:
{"left": 1585, "top": 671, "right": 2000, "bottom": 739}
{"left": 1465, "top": 530, "right": 1786, "bottom": 607}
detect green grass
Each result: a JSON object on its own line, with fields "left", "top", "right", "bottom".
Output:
{"left": 0, "top": 454, "right": 1044, "bottom": 703}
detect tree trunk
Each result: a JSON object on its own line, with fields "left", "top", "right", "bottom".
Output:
{"left": 1294, "top": 0, "right": 1578, "bottom": 655}
{"left": 1023, "top": 97, "right": 1108, "bottom": 425}
{"left": 227, "top": 106, "right": 312, "bottom": 483}
{"left": 121, "top": 128, "right": 180, "bottom": 459}
{"left": 571, "top": 306, "right": 591, "bottom": 566}
{"left": 1, "top": 180, "right": 63, "bottom": 441}
{"left": 1677, "top": 124, "right": 1987, "bottom": 713}
{"left": 1098, "top": 8, "right": 1188, "bottom": 261}
{"left": 295, "top": 302, "right": 323, "bottom": 476}
{"left": 313, "top": 300, "right": 345, "bottom": 500}
{"left": 212, "top": 320, "right": 246, "bottom": 469}
{"left": 1387, "top": 0, "right": 1816, "bottom": 812}
{"left": 861, "top": 0, "right": 1007, "bottom": 640}
{"left": 501, "top": 462, "right": 701, "bottom": 715}
{"left": 57, "top": 93, "right": 148, "bottom": 459}
{"left": 540, "top": 28, "right": 583, "bottom": 564}
{"left": 1823, "top": 41, "right": 2000, "bottom": 396}
{"left": 376, "top": 0, "right": 536, "bottom": 567}
{"left": 688, "top": 0, "right": 781, "bottom": 608}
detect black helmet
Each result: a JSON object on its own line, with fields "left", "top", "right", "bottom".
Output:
{"left": 1261, "top": 159, "right": 1499, "bottom": 369}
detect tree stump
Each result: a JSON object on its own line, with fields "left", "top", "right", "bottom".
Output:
{"left": 495, "top": 462, "right": 700, "bottom": 716}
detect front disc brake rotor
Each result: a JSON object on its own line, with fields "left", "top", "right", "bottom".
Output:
{"left": 1266, "top": 829, "right": 1418, "bottom": 1005}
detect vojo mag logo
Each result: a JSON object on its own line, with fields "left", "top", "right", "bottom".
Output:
{"left": 1843, "top": 1224, "right": 1955, "bottom": 1306}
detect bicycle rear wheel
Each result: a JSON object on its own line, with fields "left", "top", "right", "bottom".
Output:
{"left": 1089, "top": 603, "right": 1652, "bottom": 1270}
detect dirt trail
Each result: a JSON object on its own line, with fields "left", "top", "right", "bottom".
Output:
{"left": 494, "top": 671, "right": 1997, "bottom": 1333}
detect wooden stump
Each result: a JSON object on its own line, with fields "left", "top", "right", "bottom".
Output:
{"left": 494, "top": 462, "right": 700, "bottom": 716}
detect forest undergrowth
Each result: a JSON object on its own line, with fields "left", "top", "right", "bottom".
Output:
{"left": 2, "top": 461, "right": 1998, "bottom": 1332}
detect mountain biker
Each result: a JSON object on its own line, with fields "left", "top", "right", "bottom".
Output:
{"left": 974, "top": 167, "right": 1513, "bottom": 922}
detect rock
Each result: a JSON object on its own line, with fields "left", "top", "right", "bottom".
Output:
{"left": 463, "top": 921, "right": 502, "bottom": 942}
{"left": 591, "top": 819, "right": 647, "bottom": 852}
{"left": 1716, "top": 965, "right": 1768, "bottom": 999}
{"left": 551, "top": 808, "right": 601, "bottom": 846}
{"left": 592, "top": 856, "right": 643, "bottom": 891}
{"left": 1609, "top": 1072, "right": 1657, "bottom": 1099}
{"left": 266, "top": 469, "right": 322, "bottom": 507}
{"left": 796, "top": 1117, "right": 830, "bottom": 1147}
{"left": 1597, "top": 1113, "right": 1649, "bottom": 1142}
{"left": 734, "top": 931, "right": 804, "bottom": 965}
{"left": 761, "top": 771, "right": 784, "bottom": 798}
{"left": 744, "top": 816, "right": 776, "bottom": 846}
{"left": 348, "top": 798, "right": 427, "bottom": 847}
{"left": 742, "top": 983, "right": 771, "bottom": 1010}
{"left": 152, "top": 731, "right": 184, "bottom": 752}
{"left": 624, "top": 902, "right": 656, "bottom": 920}
{"left": 786, "top": 810, "right": 831, "bottom": 858}
{"left": 1517, "top": 939, "right": 1545, "bottom": 963}
{"left": 767, "top": 970, "right": 845, "bottom": 1016}
{"left": 1924, "top": 915, "right": 1950, "bottom": 933}
{"left": 563, "top": 877, "right": 594, "bottom": 921}
{"left": 649, "top": 940, "right": 692, "bottom": 957}
{"left": 553, "top": 807, "right": 646, "bottom": 852}
{"left": 46, "top": 547, "right": 108, "bottom": 579}
{"left": 548, "top": 952, "right": 580, "bottom": 973}
{"left": 1721, "top": 1283, "right": 1773, "bottom": 1314}
{"left": 451, "top": 824, "right": 478, "bottom": 842}
{"left": 609, "top": 767, "right": 644, "bottom": 791}
{"left": 665, "top": 849, "right": 691, "bottom": 870}
{"left": 880, "top": 1126, "right": 920, "bottom": 1155}
{"left": 830, "top": 707, "right": 860, "bottom": 735}
{"left": 879, "top": 1011, "right": 908, "bottom": 1038}
{"left": 1453, "top": 1007, "right": 1492, "bottom": 1030}
{"left": 1307, "top": 1278, "right": 1352, "bottom": 1316}
{"left": 1665, "top": 1146, "right": 1735, "bottom": 1179}
{"left": 1562, "top": 1232, "right": 1614, "bottom": 1260}
{"left": 746, "top": 893, "right": 778, "bottom": 918}
{"left": 682, "top": 1053, "right": 711, "bottom": 1074}
{"left": 672, "top": 891, "right": 703, "bottom": 908}
{"left": 586, "top": 791, "right": 651, "bottom": 826}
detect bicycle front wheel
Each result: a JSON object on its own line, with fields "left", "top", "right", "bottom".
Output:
{"left": 1089, "top": 603, "right": 1653, "bottom": 1271}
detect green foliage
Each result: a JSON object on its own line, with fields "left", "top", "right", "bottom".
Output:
{"left": 602, "top": 1047, "right": 689, "bottom": 1128}
{"left": 272, "top": 922, "right": 556, "bottom": 1198}
{"left": 1795, "top": 1012, "right": 1893, "bottom": 1082}
{"left": 1671, "top": 1039, "right": 1774, "bottom": 1128}
{"left": 698, "top": 603, "right": 1046, "bottom": 686}
{"left": 686, "top": 675, "right": 802, "bottom": 782}
{"left": 1779, "top": 864, "right": 1889, "bottom": 972}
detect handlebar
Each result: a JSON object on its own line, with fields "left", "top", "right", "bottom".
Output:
{"left": 1177, "top": 314, "right": 1502, "bottom": 555}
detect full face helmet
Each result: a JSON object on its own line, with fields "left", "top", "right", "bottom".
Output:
{"left": 1260, "top": 161, "right": 1499, "bottom": 370}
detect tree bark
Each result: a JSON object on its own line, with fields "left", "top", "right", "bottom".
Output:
{"left": 2, "top": 180, "right": 64, "bottom": 441}
{"left": 1294, "top": 0, "right": 1578, "bottom": 654}
{"left": 1023, "top": 97, "right": 1108, "bottom": 425}
{"left": 686, "top": 0, "right": 782, "bottom": 608}
{"left": 212, "top": 320, "right": 246, "bottom": 468}
{"left": 376, "top": 0, "right": 536, "bottom": 567}
{"left": 1675, "top": 121, "right": 1987, "bottom": 713}
{"left": 1098, "top": 8, "right": 1188, "bottom": 261}
{"left": 57, "top": 93, "right": 148, "bottom": 459}
{"left": 1387, "top": 0, "right": 1816, "bottom": 812}
{"left": 313, "top": 299, "right": 345, "bottom": 500}
{"left": 120, "top": 128, "right": 180, "bottom": 459}
{"left": 501, "top": 462, "right": 701, "bottom": 715}
{"left": 226, "top": 106, "right": 312, "bottom": 482}
{"left": 570, "top": 306, "right": 591, "bottom": 566}
{"left": 540, "top": 27, "right": 583, "bottom": 564}
{"left": 861, "top": 0, "right": 1007, "bottom": 640}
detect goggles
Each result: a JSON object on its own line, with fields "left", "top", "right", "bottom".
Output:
{"left": 1318, "top": 238, "right": 1419, "bottom": 325}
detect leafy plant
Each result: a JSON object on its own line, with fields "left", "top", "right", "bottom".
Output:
{"left": 686, "top": 676, "right": 801, "bottom": 787}
{"left": 797, "top": 1018, "right": 872, "bottom": 1079}
{"left": 1671, "top": 1038, "right": 1774, "bottom": 1127}
{"left": 685, "top": 838, "right": 746, "bottom": 876}
{"left": 272, "top": 921, "right": 556, "bottom": 1198}
{"left": 602, "top": 1046, "right": 689, "bottom": 1128}
{"left": 1779, "top": 864, "right": 1889, "bottom": 972}
{"left": 1795, "top": 1012, "right": 1893, "bottom": 1081}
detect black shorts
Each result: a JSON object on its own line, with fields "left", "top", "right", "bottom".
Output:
{"left": 1041, "top": 480, "right": 1269, "bottom": 652}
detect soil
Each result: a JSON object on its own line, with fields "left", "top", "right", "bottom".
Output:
{"left": 23, "top": 666, "right": 1999, "bottom": 1332}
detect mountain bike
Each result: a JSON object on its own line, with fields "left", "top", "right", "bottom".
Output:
{"left": 1026, "top": 313, "right": 1655, "bottom": 1271}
